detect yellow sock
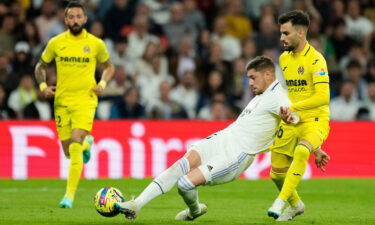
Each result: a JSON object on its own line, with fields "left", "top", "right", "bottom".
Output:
{"left": 270, "top": 170, "right": 301, "bottom": 206}
{"left": 82, "top": 139, "right": 90, "bottom": 152}
{"left": 278, "top": 144, "right": 310, "bottom": 202}
{"left": 65, "top": 142, "right": 83, "bottom": 200}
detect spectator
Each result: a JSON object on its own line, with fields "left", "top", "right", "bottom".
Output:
{"left": 23, "top": 90, "right": 52, "bottom": 120}
{"left": 169, "top": 37, "right": 196, "bottom": 81}
{"left": 104, "top": 0, "right": 135, "bottom": 40}
{"left": 110, "top": 86, "right": 146, "bottom": 119}
{"left": 34, "top": 0, "right": 58, "bottom": 44}
{"left": 364, "top": 81, "right": 375, "bottom": 120}
{"left": 345, "top": 0, "right": 373, "bottom": 42}
{"left": 19, "top": 21, "right": 43, "bottom": 63}
{"left": 330, "top": 80, "right": 361, "bottom": 121}
{"left": 182, "top": 0, "right": 206, "bottom": 31}
{"left": 330, "top": 19, "right": 355, "bottom": 62}
{"left": 0, "top": 13, "right": 16, "bottom": 55}
{"left": 8, "top": 74, "right": 37, "bottom": 118}
{"left": 135, "top": 3, "right": 163, "bottom": 36}
{"left": 148, "top": 80, "right": 188, "bottom": 119}
{"left": 11, "top": 41, "right": 33, "bottom": 81}
{"left": 127, "top": 15, "right": 159, "bottom": 60}
{"left": 211, "top": 15, "right": 241, "bottom": 61}
{"left": 0, "top": 84, "right": 16, "bottom": 119}
{"left": 254, "top": 15, "right": 279, "bottom": 55}
{"left": 346, "top": 59, "right": 368, "bottom": 101}
{"left": 170, "top": 70, "right": 199, "bottom": 118}
{"left": 111, "top": 36, "right": 136, "bottom": 75}
{"left": 224, "top": 0, "right": 253, "bottom": 41}
{"left": 163, "top": 2, "right": 198, "bottom": 52}
{"left": 101, "top": 65, "right": 132, "bottom": 98}
{"left": 142, "top": 0, "right": 172, "bottom": 26}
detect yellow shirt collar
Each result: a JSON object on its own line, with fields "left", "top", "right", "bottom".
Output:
{"left": 292, "top": 41, "right": 311, "bottom": 57}
{"left": 66, "top": 28, "right": 88, "bottom": 40}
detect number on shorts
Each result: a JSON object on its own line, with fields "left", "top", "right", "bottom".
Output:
{"left": 276, "top": 126, "right": 283, "bottom": 138}
{"left": 56, "top": 115, "right": 62, "bottom": 127}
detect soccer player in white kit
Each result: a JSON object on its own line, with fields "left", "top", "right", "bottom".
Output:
{"left": 115, "top": 56, "right": 329, "bottom": 220}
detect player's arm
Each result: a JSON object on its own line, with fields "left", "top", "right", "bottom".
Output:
{"left": 35, "top": 60, "right": 55, "bottom": 98}
{"left": 93, "top": 60, "right": 115, "bottom": 96}
{"left": 290, "top": 57, "right": 330, "bottom": 111}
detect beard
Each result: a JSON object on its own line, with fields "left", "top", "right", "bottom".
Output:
{"left": 68, "top": 24, "right": 84, "bottom": 35}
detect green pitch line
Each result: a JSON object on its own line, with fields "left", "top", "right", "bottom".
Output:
{"left": 0, "top": 178, "right": 374, "bottom": 225}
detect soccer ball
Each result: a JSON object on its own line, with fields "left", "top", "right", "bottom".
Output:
{"left": 94, "top": 187, "right": 125, "bottom": 217}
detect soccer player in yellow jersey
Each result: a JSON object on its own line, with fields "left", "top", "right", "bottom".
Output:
{"left": 34, "top": 2, "right": 114, "bottom": 208}
{"left": 267, "top": 10, "right": 331, "bottom": 221}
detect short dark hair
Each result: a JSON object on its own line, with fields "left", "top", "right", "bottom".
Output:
{"left": 246, "top": 56, "right": 275, "bottom": 73}
{"left": 278, "top": 10, "right": 310, "bottom": 27}
{"left": 346, "top": 59, "right": 362, "bottom": 69}
{"left": 65, "top": 1, "right": 85, "bottom": 16}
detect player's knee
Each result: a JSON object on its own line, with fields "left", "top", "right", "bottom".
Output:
{"left": 270, "top": 169, "right": 286, "bottom": 180}
{"left": 177, "top": 175, "right": 195, "bottom": 192}
{"left": 294, "top": 144, "right": 310, "bottom": 161}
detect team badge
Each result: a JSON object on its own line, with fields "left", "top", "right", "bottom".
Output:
{"left": 83, "top": 45, "right": 91, "bottom": 54}
{"left": 297, "top": 65, "right": 304, "bottom": 75}
{"left": 314, "top": 68, "right": 327, "bottom": 76}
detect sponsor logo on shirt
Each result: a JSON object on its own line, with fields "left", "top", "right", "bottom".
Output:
{"left": 285, "top": 79, "right": 307, "bottom": 86}
{"left": 315, "top": 68, "right": 327, "bottom": 76}
{"left": 60, "top": 56, "right": 90, "bottom": 63}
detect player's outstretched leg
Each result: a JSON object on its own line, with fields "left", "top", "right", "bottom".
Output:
{"left": 116, "top": 158, "right": 190, "bottom": 219}
{"left": 175, "top": 175, "right": 207, "bottom": 220}
{"left": 82, "top": 135, "right": 94, "bottom": 163}
{"left": 277, "top": 201, "right": 305, "bottom": 221}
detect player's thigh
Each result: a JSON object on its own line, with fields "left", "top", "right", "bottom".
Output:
{"left": 70, "top": 104, "right": 97, "bottom": 133}
{"left": 200, "top": 153, "right": 254, "bottom": 186}
{"left": 270, "top": 122, "right": 299, "bottom": 157}
{"left": 54, "top": 106, "right": 72, "bottom": 140}
{"left": 271, "top": 151, "right": 293, "bottom": 171}
{"left": 298, "top": 121, "right": 330, "bottom": 151}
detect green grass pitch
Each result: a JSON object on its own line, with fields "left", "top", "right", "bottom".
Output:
{"left": 0, "top": 178, "right": 374, "bottom": 225}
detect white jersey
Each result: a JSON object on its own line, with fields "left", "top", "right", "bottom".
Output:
{"left": 222, "top": 80, "right": 291, "bottom": 154}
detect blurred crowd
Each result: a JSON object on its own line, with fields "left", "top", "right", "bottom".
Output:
{"left": 0, "top": 0, "right": 374, "bottom": 121}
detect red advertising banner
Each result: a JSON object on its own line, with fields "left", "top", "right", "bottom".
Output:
{"left": 0, "top": 120, "right": 374, "bottom": 179}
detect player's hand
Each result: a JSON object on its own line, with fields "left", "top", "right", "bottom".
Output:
{"left": 314, "top": 148, "right": 330, "bottom": 172}
{"left": 279, "top": 106, "right": 294, "bottom": 123}
{"left": 43, "top": 86, "right": 55, "bottom": 98}
{"left": 93, "top": 85, "right": 104, "bottom": 96}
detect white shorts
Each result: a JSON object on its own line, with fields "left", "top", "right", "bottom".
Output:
{"left": 187, "top": 132, "right": 255, "bottom": 186}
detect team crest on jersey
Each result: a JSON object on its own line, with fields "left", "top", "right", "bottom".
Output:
{"left": 297, "top": 65, "right": 304, "bottom": 75}
{"left": 314, "top": 68, "right": 327, "bottom": 76}
{"left": 83, "top": 45, "right": 91, "bottom": 54}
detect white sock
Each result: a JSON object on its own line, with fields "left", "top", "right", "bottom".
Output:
{"left": 178, "top": 187, "right": 200, "bottom": 215}
{"left": 135, "top": 158, "right": 190, "bottom": 209}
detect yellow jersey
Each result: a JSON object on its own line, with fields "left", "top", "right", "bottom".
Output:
{"left": 41, "top": 29, "right": 109, "bottom": 106}
{"left": 279, "top": 42, "right": 330, "bottom": 122}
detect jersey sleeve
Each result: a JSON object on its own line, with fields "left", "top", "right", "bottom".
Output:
{"left": 41, "top": 39, "right": 56, "bottom": 63}
{"left": 290, "top": 55, "right": 330, "bottom": 111}
{"left": 268, "top": 88, "right": 291, "bottom": 116}
{"left": 96, "top": 39, "right": 110, "bottom": 63}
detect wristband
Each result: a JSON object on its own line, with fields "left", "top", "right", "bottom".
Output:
{"left": 98, "top": 80, "right": 107, "bottom": 89}
{"left": 39, "top": 82, "right": 48, "bottom": 91}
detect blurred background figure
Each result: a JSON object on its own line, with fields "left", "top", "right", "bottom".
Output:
{"left": 330, "top": 80, "right": 361, "bottom": 121}
{"left": 148, "top": 80, "right": 188, "bottom": 119}
{"left": 7, "top": 74, "right": 37, "bottom": 119}
{"left": 110, "top": 86, "right": 146, "bottom": 119}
